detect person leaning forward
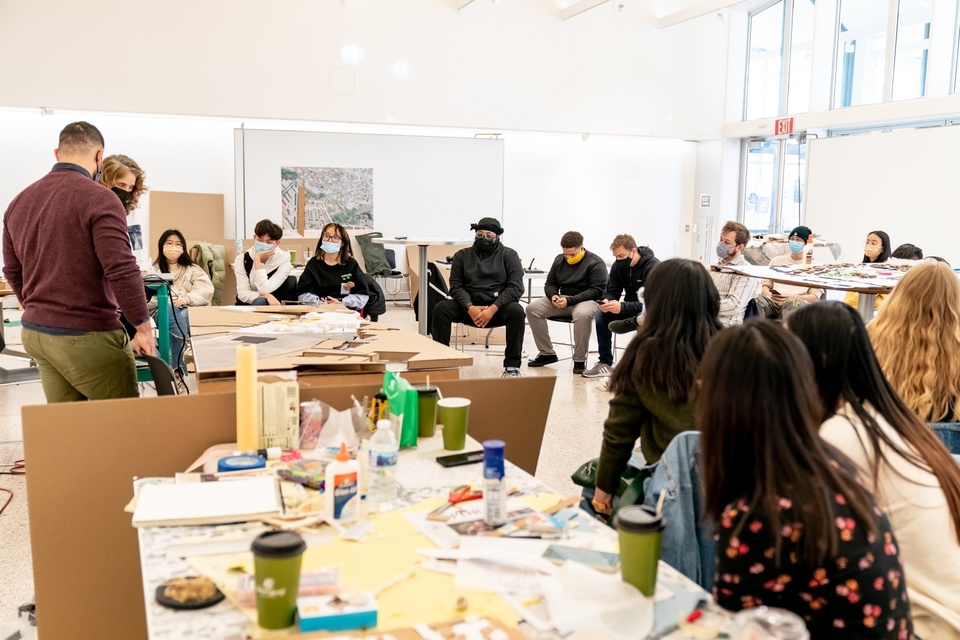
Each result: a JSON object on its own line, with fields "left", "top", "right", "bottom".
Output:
{"left": 526, "top": 231, "right": 608, "bottom": 375}
{"left": 431, "top": 217, "right": 526, "bottom": 378}
{"left": 1, "top": 121, "right": 155, "bottom": 402}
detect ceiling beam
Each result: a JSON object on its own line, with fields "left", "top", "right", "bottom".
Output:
{"left": 560, "top": 0, "right": 610, "bottom": 20}
{"left": 658, "top": 0, "right": 741, "bottom": 28}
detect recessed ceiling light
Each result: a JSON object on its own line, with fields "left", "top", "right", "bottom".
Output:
{"left": 339, "top": 43, "right": 366, "bottom": 65}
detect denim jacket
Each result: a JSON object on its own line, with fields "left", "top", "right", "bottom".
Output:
{"left": 641, "top": 431, "right": 715, "bottom": 590}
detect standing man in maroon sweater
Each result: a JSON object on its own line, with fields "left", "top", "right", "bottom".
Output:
{"left": 2, "top": 122, "right": 155, "bottom": 402}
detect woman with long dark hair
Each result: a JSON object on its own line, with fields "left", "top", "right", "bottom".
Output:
{"left": 147, "top": 229, "right": 213, "bottom": 377}
{"left": 845, "top": 230, "right": 892, "bottom": 310}
{"left": 698, "top": 320, "right": 912, "bottom": 639}
{"left": 591, "top": 259, "right": 722, "bottom": 516}
{"left": 788, "top": 301, "right": 960, "bottom": 639}
{"left": 297, "top": 223, "right": 369, "bottom": 311}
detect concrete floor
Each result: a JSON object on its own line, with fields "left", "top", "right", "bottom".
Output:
{"left": 0, "top": 301, "right": 627, "bottom": 622}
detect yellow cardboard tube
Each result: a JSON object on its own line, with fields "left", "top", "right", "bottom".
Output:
{"left": 236, "top": 343, "right": 259, "bottom": 452}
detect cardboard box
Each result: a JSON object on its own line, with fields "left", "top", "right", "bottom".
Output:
{"left": 22, "top": 376, "right": 555, "bottom": 640}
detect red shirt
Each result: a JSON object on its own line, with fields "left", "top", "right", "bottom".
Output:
{"left": 2, "top": 164, "right": 149, "bottom": 332}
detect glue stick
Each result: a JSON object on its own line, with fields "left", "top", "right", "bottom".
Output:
{"left": 482, "top": 440, "right": 507, "bottom": 526}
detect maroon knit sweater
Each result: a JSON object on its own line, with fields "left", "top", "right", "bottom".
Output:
{"left": 2, "top": 164, "right": 149, "bottom": 331}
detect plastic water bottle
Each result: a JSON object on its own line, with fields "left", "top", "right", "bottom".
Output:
{"left": 368, "top": 419, "right": 399, "bottom": 512}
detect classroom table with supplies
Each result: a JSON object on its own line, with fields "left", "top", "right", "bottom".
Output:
{"left": 134, "top": 433, "right": 735, "bottom": 639}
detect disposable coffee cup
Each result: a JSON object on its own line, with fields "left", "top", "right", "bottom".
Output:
{"left": 251, "top": 530, "right": 307, "bottom": 629}
{"left": 437, "top": 397, "right": 471, "bottom": 450}
{"left": 614, "top": 505, "right": 665, "bottom": 597}
{"left": 414, "top": 385, "right": 440, "bottom": 438}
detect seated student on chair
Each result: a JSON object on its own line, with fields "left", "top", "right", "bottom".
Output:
{"left": 698, "top": 320, "right": 914, "bottom": 639}
{"left": 844, "top": 230, "right": 891, "bottom": 312}
{"left": 591, "top": 259, "right": 721, "bottom": 518}
{"left": 526, "top": 231, "right": 607, "bottom": 375}
{"left": 756, "top": 225, "right": 824, "bottom": 319}
{"left": 789, "top": 300, "right": 960, "bottom": 639}
{"left": 147, "top": 229, "right": 214, "bottom": 377}
{"left": 232, "top": 219, "right": 295, "bottom": 306}
{"left": 710, "top": 220, "right": 761, "bottom": 327}
{"left": 583, "top": 233, "right": 659, "bottom": 378}
{"left": 431, "top": 217, "right": 526, "bottom": 378}
{"left": 297, "top": 223, "right": 369, "bottom": 312}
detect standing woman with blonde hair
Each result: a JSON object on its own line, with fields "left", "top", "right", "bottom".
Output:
{"left": 869, "top": 260, "right": 960, "bottom": 423}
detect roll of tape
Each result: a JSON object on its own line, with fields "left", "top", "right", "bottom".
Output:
{"left": 217, "top": 454, "right": 266, "bottom": 473}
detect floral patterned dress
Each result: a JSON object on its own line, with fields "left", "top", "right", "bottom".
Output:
{"left": 714, "top": 491, "right": 914, "bottom": 639}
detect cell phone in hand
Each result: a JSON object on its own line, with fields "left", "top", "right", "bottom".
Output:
{"left": 436, "top": 451, "right": 484, "bottom": 467}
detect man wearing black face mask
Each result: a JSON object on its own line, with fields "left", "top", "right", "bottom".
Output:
{"left": 2, "top": 122, "right": 155, "bottom": 402}
{"left": 582, "top": 234, "right": 659, "bottom": 378}
{"left": 432, "top": 217, "right": 526, "bottom": 377}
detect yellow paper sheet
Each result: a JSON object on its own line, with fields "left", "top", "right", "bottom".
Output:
{"left": 187, "top": 493, "right": 565, "bottom": 637}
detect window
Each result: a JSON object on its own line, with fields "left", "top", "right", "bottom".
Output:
{"left": 746, "top": 1, "right": 786, "bottom": 120}
{"left": 834, "top": 0, "right": 889, "bottom": 108}
{"left": 892, "top": 0, "right": 931, "bottom": 101}
{"left": 740, "top": 137, "right": 808, "bottom": 235}
{"left": 787, "top": 0, "right": 816, "bottom": 114}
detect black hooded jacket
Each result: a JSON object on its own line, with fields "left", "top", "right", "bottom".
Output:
{"left": 601, "top": 246, "right": 659, "bottom": 316}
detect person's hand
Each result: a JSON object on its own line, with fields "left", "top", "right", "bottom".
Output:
{"left": 255, "top": 247, "right": 274, "bottom": 264}
{"left": 323, "top": 296, "right": 340, "bottom": 305}
{"left": 771, "top": 292, "right": 788, "bottom": 303}
{"left": 475, "top": 305, "right": 497, "bottom": 328}
{"left": 599, "top": 299, "right": 621, "bottom": 314}
{"left": 131, "top": 322, "right": 157, "bottom": 356}
{"left": 552, "top": 296, "right": 569, "bottom": 310}
{"left": 173, "top": 298, "right": 188, "bottom": 308}
{"left": 262, "top": 293, "right": 280, "bottom": 306}
{"left": 467, "top": 305, "right": 485, "bottom": 325}
{"left": 342, "top": 281, "right": 356, "bottom": 291}
{"left": 592, "top": 488, "right": 614, "bottom": 517}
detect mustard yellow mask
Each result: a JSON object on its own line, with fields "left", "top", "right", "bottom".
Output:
{"left": 566, "top": 250, "right": 585, "bottom": 265}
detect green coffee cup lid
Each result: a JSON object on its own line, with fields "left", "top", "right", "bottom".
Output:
{"left": 614, "top": 505, "right": 665, "bottom": 533}
{"left": 251, "top": 530, "right": 306, "bottom": 558}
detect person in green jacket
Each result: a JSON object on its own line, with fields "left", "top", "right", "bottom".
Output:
{"left": 592, "top": 259, "right": 722, "bottom": 517}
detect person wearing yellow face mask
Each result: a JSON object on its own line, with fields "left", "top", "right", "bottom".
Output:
{"left": 844, "top": 230, "right": 892, "bottom": 312}
{"left": 526, "top": 231, "right": 608, "bottom": 374}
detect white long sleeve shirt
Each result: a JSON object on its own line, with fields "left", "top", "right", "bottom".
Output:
{"left": 232, "top": 248, "right": 293, "bottom": 304}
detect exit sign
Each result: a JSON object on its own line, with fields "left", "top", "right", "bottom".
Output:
{"left": 775, "top": 117, "right": 794, "bottom": 136}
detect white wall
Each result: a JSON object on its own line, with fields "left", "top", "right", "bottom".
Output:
{"left": 0, "top": 109, "right": 695, "bottom": 273}
{"left": 0, "top": 0, "right": 728, "bottom": 139}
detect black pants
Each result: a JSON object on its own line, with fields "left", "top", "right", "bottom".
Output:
{"left": 432, "top": 300, "right": 525, "bottom": 369}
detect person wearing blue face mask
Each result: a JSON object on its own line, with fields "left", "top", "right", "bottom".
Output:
{"left": 708, "top": 220, "right": 761, "bottom": 327}
{"left": 756, "top": 225, "right": 824, "bottom": 319}
{"left": 296, "top": 222, "right": 370, "bottom": 311}
{"left": 232, "top": 219, "right": 296, "bottom": 306}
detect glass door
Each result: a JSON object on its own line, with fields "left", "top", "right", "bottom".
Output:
{"left": 740, "top": 136, "right": 807, "bottom": 234}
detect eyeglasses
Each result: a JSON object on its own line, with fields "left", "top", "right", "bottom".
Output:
{"left": 322, "top": 234, "right": 342, "bottom": 243}
{"left": 475, "top": 231, "right": 497, "bottom": 241}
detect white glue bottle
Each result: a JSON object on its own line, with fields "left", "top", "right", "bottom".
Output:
{"left": 325, "top": 442, "right": 360, "bottom": 524}
{"left": 482, "top": 440, "right": 507, "bottom": 526}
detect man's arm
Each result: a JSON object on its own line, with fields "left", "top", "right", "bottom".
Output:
{"left": 1, "top": 214, "right": 23, "bottom": 301}
{"left": 603, "top": 262, "right": 625, "bottom": 302}
{"left": 491, "top": 248, "right": 525, "bottom": 309}
{"left": 448, "top": 250, "right": 473, "bottom": 310}
{"left": 543, "top": 256, "right": 560, "bottom": 299}
{"left": 258, "top": 258, "right": 293, "bottom": 296}
{"left": 232, "top": 254, "right": 259, "bottom": 304}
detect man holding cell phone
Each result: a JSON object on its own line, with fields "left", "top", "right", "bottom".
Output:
{"left": 582, "top": 234, "right": 659, "bottom": 378}
{"left": 756, "top": 225, "right": 823, "bottom": 319}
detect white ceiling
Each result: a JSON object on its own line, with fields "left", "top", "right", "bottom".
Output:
{"left": 456, "top": 0, "right": 749, "bottom": 23}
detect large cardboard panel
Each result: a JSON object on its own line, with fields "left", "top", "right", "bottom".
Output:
{"left": 149, "top": 191, "right": 225, "bottom": 249}
{"left": 23, "top": 376, "right": 554, "bottom": 640}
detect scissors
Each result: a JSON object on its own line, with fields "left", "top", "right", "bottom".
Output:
{"left": 426, "top": 485, "right": 483, "bottom": 521}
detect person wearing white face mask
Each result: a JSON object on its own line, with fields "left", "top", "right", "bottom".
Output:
{"left": 296, "top": 223, "right": 370, "bottom": 311}
{"left": 756, "top": 225, "right": 824, "bottom": 319}
{"left": 232, "top": 219, "right": 296, "bottom": 306}
{"left": 147, "top": 229, "right": 214, "bottom": 378}
{"left": 844, "top": 230, "right": 892, "bottom": 312}
{"left": 709, "top": 220, "right": 761, "bottom": 327}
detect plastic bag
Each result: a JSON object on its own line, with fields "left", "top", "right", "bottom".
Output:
{"left": 382, "top": 371, "right": 419, "bottom": 448}
{"left": 299, "top": 400, "right": 360, "bottom": 451}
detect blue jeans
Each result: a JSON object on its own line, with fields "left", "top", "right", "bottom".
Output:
{"left": 595, "top": 309, "right": 634, "bottom": 366}
{"left": 250, "top": 297, "right": 270, "bottom": 306}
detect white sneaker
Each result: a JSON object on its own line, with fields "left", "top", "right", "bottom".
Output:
{"left": 502, "top": 367, "right": 521, "bottom": 378}
{"left": 582, "top": 362, "right": 612, "bottom": 378}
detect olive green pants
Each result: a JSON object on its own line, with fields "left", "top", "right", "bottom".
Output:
{"left": 22, "top": 327, "right": 139, "bottom": 403}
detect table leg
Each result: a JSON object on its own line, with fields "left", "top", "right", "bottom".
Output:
{"left": 857, "top": 293, "right": 876, "bottom": 323}
{"left": 418, "top": 244, "right": 430, "bottom": 336}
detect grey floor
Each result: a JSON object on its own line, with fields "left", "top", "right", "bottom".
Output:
{"left": 0, "top": 301, "right": 626, "bottom": 621}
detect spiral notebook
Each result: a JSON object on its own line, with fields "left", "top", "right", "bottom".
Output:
{"left": 132, "top": 476, "right": 283, "bottom": 527}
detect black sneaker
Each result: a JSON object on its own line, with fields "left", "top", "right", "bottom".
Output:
{"left": 609, "top": 315, "right": 640, "bottom": 334}
{"left": 573, "top": 361, "right": 586, "bottom": 374}
{"left": 528, "top": 353, "right": 559, "bottom": 367}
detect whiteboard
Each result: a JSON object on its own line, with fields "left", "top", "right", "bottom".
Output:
{"left": 234, "top": 129, "right": 504, "bottom": 242}
{"left": 804, "top": 127, "right": 960, "bottom": 263}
